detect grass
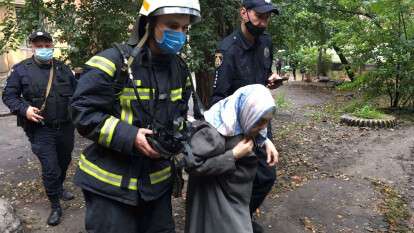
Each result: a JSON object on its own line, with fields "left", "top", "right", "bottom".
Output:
{"left": 304, "top": 111, "right": 325, "bottom": 121}
{"left": 352, "top": 105, "right": 386, "bottom": 119}
{"left": 275, "top": 92, "right": 292, "bottom": 111}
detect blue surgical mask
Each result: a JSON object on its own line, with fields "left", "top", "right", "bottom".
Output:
{"left": 35, "top": 48, "right": 54, "bottom": 62}
{"left": 156, "top": 29, "right": 187, "bottom": 54}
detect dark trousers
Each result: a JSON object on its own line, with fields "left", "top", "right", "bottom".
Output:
{"left": 83, "top": 190, "right": 175, "bottom": 233}
{"left": 250, "top": 146, "right": 276, "bottom": 214}
{"left": 27, "top": 123, "right": 74, "bottom": 199}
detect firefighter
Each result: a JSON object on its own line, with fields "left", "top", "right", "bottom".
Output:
{"left": 70, "top": 1, "right": 201, "bottom": 232}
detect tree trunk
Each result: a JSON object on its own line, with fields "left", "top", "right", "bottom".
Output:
{"left": 195, "top": 70, "right": 214, "bottom": 108}
{"left": 333, "top": 44, "right": 355, "bottom": 81}
{"left": 317, "top": 47, "right": 323, "bottom": 78}
{"left": 392, "top": 64, "right": 401, "bottom": 108}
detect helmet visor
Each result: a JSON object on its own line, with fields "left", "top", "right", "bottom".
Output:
{"left": 151, "top": 7, "right": 201, "bottom": 24}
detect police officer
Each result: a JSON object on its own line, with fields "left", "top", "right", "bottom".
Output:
{"left": 70, "top": 1, "right": 200, "bottom": 232}
{"left": 210, "top": 1, "right": 281, "bottom": 232}
{"left": 2, "top": 31, "right": 76, "bottom": 226}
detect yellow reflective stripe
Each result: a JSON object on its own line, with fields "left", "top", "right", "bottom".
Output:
{"left": 170, "top": 88, "right": 183, "bottom": 102}
{"left": 98, "top": 116, "right": 120, "bottom": 147}
{"left": 120, "top": 88, "right": 153, "bottom": 101}
{"left": 126, "top": 100, "right": 133, "bottom": 125}
{"left": 150, "top": 166, "right": 171, "bottom": 185}
{"left": 119, "top": 87, "right": 182, "bottom": 101}
{"left": 79, "top": 154, "right": 171, "bottom": 190}
{"left": 85, "top": 56, "right": 116, "bottom": 77}
{"left": 135, "top": 80, "right": 142, "bottom": 86}
{"left": 78, "top": 154, "right": 138, "bottom": 191}
{"left": 120, "top": 99, "right": 133, "bottom": 125}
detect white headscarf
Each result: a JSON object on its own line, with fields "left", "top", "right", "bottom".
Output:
{"left": 204, "top": 84, "right": 276, "bottom": 145}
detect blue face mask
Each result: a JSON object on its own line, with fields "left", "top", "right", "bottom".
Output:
{"left": 34, "top": 48, "right": 54, "bottom": 62}
{"left": 156, "top": 29, "right": 187, "bottom": 54}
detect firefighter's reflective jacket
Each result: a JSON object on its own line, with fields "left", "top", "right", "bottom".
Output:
{"left": 71, "top": 45, "right": 192, "bottom": 205}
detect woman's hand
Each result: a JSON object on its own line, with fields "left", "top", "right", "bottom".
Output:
{"left": 265, "top": 139, "right": 279, "bottom": 166}
{"left": 232, "top": 138, "right": 254, "bottom": 160}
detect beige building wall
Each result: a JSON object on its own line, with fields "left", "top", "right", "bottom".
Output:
{"left": 0, "top": 0, "right": 28, "bottom": 73}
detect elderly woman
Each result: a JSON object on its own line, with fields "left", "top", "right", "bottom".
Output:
{"left": 185, "top": 84, "right": 278, "bottom": 233}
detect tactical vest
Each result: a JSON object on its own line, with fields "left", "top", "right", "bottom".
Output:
{"left": 22, "top": 59, "right": 74, "bottom": 124}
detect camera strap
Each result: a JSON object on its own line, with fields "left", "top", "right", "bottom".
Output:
{"left": 39, "top": 61, "right": 55, "bottom": 113}
{"left": 113, "top": 43, "right": 163, "bottom": 128}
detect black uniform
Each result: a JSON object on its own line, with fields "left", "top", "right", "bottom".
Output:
{"left": 210, "top": 29, "right": 276, "bottom": 214}
{"left": 71, "top": 44, "right": 191, "bottom": 233}
{"left": 2, "top": 57, "right": 76, "bottom": 203}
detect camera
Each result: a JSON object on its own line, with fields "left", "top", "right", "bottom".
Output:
{"left": 146, "top": 117, "right": 188, "bottom": 160}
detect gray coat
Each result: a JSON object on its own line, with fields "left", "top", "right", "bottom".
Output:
{"left": 185, "top": 123, "right": 257, "bottom": 233}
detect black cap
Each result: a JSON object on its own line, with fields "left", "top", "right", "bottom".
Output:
{"left": 243, "top": 0, "right": 279, "bottom": 14}
{"left": 29, "top": 31, "right": 53, "bottom": 42}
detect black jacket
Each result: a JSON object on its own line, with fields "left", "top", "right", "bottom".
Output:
{"left": 210, "top": 29, "right": 273, "bottom": 106}
{"left": 2, "top": 57, "right": 76, "bottom": 128}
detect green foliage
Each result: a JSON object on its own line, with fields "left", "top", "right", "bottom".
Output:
{"left": 0, "top": 0, "right": 56, "bottom": 54}
{"left": 1, "top": 0, "right": 412, "bottom": 110}
{"left": 341, "top": 99, "right": 367, "bottom": 114}
{"left": 292, "top": 46, "right": 332, "bottom": 76}
{"left": 352, "top": 105, "right": 386, "bottom": 119}
{"left": 186, "top": 0, "right": 239, "bottom": 73}
{"left": 1, "top": 0, "right": 138, "bottom": 66}
{"left": 44, "top": 0, "right": 138, "bottom": 66}
{"left": 0, "top": 0, "right": 25, "bottom": 53}
{"left": 336, "top": 76, "right": 365, "bottom": 91}
{"left": 271, "top": 0, "right": 414, "bottom": 108}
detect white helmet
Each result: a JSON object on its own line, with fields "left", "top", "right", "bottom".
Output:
{"left": 139, "top": 0, "right": 201, "bottom": 24}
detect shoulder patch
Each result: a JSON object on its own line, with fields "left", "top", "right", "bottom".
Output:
{"left": 215, "top": 52, "right": 223, "bottom": 68}
{"left": 264, "top": 47, "right": 270, "bottom": 58}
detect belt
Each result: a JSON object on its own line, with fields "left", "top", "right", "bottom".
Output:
{"left": 40, "top": 120, "right": 71, "bottom": 130}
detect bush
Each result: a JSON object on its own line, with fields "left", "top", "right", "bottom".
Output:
{"left": 336, "top": 75, "right": 365, "bottom": 91}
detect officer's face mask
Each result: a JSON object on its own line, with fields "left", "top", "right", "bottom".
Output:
{"left": 156, "top": 29, "right": 187, "bottom": 54}
{"left": 245, "top": 11, "right": 267, "bottom": 37}
{"left": 34, "top": 48, "right": 54, "bottom": 62}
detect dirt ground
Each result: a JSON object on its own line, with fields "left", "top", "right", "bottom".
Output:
{"left": 0, "top": 82, "right": 413, "bottom": 233}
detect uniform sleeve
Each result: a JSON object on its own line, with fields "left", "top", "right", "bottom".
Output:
{"left": 71, "top": 52, "right": 139, "bottom": 156}
{"left": 268, "top": 41, "right": 274, "bottom": 77}
{"left": 210, "top": 51, "right": 236, "bottom": 107}
{"left": 64, "top": 64, "right": 77, "bottom": 90}
{"left": 1, "top": 67, "right": 29, "bottom": 117}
